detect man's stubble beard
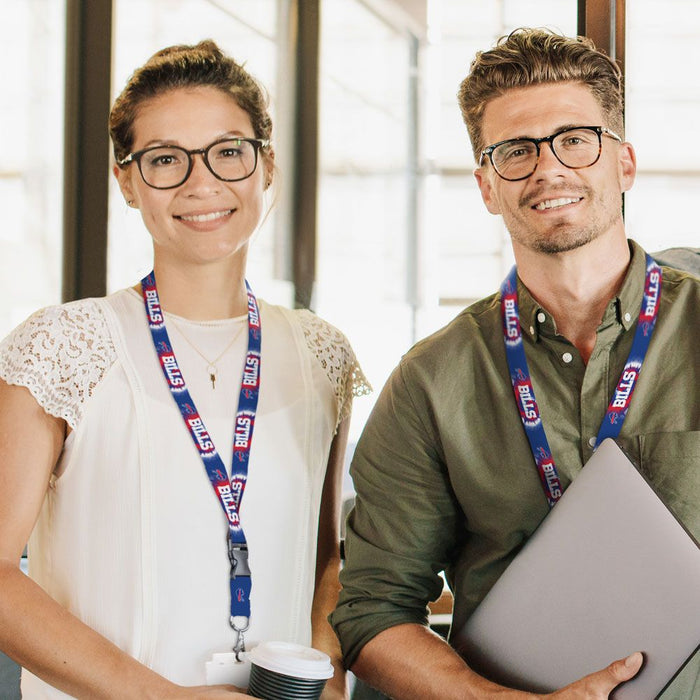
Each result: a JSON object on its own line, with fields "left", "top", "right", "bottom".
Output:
{"left": 506, "top": 187, "right": 623, "bottom": 256}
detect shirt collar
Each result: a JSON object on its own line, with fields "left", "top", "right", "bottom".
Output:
{"left": 516, "top": 239, "right": 647, "bottom": 342}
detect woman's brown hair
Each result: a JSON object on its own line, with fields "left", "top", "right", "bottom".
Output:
{"left": 110, "top": 39, "right": 273, "bottom": 164}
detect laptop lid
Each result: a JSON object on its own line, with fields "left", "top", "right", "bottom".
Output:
{"left": 454, "top": 438, "right": 700, "bottom": 699}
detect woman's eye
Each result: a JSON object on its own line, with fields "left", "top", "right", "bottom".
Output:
{"left": 216, "top": 147, "right": 243, "bottom": 159}
{"left": 147, "top": 152, "right": 182, "bottom": 168}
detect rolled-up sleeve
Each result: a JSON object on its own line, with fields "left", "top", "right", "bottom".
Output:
{"left": 330, "top": 358, "right": 463, "bottom": 667}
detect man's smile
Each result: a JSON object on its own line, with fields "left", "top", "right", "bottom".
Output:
{"left": 532, "top": 197, "right": 582, "bottom": 211}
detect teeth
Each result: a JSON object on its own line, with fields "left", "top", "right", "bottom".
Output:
{"left": 179, "top": 210, "right": 232, "bottom": 222}
{"left": 534, "top": 197, "right": 580, "bottom": 211}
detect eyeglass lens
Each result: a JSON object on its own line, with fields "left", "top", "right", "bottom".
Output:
{"left": 491, "top": 128, "right": 601, "bottom": 180}
{"left": 138, "top": 139, "right": 258, "bottom": 188}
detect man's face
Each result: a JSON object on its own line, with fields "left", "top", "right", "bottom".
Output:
{"left": 474, "top": 82, "right": 636, "bottom": 256}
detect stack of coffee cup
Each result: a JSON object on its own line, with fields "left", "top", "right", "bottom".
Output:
{"left": 247, "top": 641, "right": 334, "bottom": 699}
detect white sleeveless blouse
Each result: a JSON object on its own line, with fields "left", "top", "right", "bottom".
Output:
{"left": 0, "top": 288, "right": 370, "bottom": 698}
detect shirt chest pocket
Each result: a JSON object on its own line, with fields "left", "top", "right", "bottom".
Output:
{"left": 636, "top": 430, "right": 700, "bottom": 542}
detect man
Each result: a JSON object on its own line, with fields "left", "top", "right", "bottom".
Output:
{"left": 331, "top": 28, "right": 700, "bottom": 699}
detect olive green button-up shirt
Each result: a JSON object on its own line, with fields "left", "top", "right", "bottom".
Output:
{"left": 332, "top": 241, "right": 700, "bottom": 698}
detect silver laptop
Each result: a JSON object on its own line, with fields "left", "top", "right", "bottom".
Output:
{"left": 454, "top": 438, "right": 700, "bottom": 699}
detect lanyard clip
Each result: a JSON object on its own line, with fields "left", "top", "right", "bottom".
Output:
{"left": 230, "top": 616, "right": 249, "bottom": 662}
{"left": 227, "top": 538, "right": 251, "bottom": 578}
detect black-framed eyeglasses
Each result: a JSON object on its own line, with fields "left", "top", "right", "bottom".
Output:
{"left": 479, "top": 126, "right": 622, "bottom": 182}
{"left": 117, "top": 137, "right": 270, "bottom": 190}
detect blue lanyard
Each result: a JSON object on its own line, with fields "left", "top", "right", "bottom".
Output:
{"left": 500, "top": 255, "right": 662, "bottom": 507}
{"left": 141, "top": 272, "right": 261, "bottom": 655}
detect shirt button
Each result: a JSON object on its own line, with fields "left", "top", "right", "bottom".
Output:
{"left": 588, "top": 437, "right": 597, "bottom": 447}
{"left": 537, "top": 312, "right": 546, "bottom": 323}
{"left": 624, "top": 312, "right": 632, "bottom": 322}
{"left": 529, "top": 326, "right": 535, "bottom": 335}
{"left": 562, "top": 352, "right": 573, "bottom": 363}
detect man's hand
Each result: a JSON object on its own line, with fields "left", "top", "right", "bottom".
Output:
{"left": 546, "top": 653, "right": 644, "bottom": 698}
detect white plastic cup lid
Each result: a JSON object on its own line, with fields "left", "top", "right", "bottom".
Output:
{"left": 248, "top": 641, "right": 334, "bottom": 680}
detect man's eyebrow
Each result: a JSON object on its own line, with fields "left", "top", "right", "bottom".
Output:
{"left": 504, "top": 124, "right": 586, "bottom": 141}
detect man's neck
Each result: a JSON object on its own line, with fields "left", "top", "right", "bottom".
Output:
{"left": 514, "top": 234, "right": 631, "bottom": 363}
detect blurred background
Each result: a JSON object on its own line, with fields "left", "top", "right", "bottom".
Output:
{"left": 2, "top": 0, "right": 698, "bottom": 455}
{"left": 1, "top": 0, "right": 698, "bottom": 694}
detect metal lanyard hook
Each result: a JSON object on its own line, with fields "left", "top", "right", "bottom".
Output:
{"left": 231, "top": 616, "right": 250, "bottom": 662}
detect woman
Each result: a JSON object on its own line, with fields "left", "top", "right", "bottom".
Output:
{"left": 0, "top": 40, "right": 368, "bottom": 698}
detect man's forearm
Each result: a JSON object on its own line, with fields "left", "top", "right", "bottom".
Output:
{"left": 351, "top": 623, "right": 535, "bottom": 700}
{"left": 351, "top": 622, "right": 644, "bottom": 700}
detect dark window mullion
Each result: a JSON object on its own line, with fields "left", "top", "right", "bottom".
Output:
{"left": 62, "top": 0, "right": 112, "bottom": 302}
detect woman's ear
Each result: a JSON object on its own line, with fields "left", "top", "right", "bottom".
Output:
{"left": 113, "top": 164, "right": 137, "bottom": 206}
{"left": 263, "top": 148, "right": 276, "bottom": 190}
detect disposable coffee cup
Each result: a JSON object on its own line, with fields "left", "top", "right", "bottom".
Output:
{"left": 247, "top": 641, "right": 334, "bottom": 699}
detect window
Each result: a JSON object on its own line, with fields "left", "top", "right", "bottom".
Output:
{"left": 624, "top": 1, "right": 700, "bottom": 251}
{"left": 316, "top": 0, "right": 416, "bottom": 439}
{"left": 0, "top": 1, "right": 65, "bottom": 338}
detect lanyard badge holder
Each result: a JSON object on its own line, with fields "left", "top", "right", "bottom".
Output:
{"left": 142, "top": 273, "right": 262, "bottom": 659}
{"left": 500, "top": 255, "right": 661, "bottom": 507}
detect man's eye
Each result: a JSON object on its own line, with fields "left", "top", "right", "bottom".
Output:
{"left": 559, "top": 130, "right": 597, "bottom": 148}
{"left": 499, "top": 143, "right": 533, "bottom": 161}
{"left": 506, "top": 148, "right": 528, "bottom": 159}
{"left": 562, "top": 136, "right": 583, "bottom": 147}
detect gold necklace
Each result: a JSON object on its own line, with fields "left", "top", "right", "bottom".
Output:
{"left": 172, "top": 321, "right": 245, "bottom": 389}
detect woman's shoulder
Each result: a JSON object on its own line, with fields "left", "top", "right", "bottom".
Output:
{"left": 293, "top": 307, "right": 352, "bottom": 348}
{"left": 0, "top": 295, "right": 119, "bottom": 430}
{"left": 289, "top": 307, "right": 366, "bottom": 377}
{"left": 259, "top": 300, "right": 352, "bottom": 348}
{"left": 262, "top": 302, "right": 372, "bottom": 423}
{"left": 0, "top": 296, "right": 117, "bottom": 356}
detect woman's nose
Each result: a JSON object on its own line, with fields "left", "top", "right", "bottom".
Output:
{"left": 181, "top": 153, "right": 221, "bottom": 194}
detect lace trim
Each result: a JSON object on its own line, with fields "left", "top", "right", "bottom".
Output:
{"left": 297, "top": 310, "right": 371, "bottom": 428}
{"left": 0, "top": 299, "right": 116, "bottom": 430}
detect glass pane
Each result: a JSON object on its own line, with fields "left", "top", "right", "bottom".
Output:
{"left": 0, "top": 0, "right": 65, "bottom": 338}
{"left": 625, "top": 1, "right": 700, "bottom": 252}
{"left": 316, "top": 0, "right": 413, "bottom": 440}
{"left": 109, "top": 0, "right": 283, "bottom": 299}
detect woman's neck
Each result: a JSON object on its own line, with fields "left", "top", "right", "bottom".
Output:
{"left": 145, "top": 259, "right": 250, "bottom": 321}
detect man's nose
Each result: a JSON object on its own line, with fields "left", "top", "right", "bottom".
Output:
{"left": 532, "top": 140, "right": 567, "bottom": 178}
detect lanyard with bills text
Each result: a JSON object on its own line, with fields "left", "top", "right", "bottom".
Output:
{"left": 141, "top": 271, "right": 261, "bottom": 658}
{"left": 500, "top": 254, "right": 661, "bottom": 508}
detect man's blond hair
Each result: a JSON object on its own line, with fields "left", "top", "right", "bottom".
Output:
{"left": 458, "top": 28, "right": 623, "bottom": 161}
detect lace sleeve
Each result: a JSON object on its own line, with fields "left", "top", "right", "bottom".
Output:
{"left": 0, "top": 299, "right": 116, "bottom": 430}
{"left": 297, "top": 310, "right": 371, "bottom": 429}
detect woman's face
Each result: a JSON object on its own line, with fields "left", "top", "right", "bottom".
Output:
{"left": 115, "top": 86, "right": 272, "bottom": 269}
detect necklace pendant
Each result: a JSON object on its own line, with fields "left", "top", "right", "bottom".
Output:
{"left": 208, "top": 365, "right": 217, "bottom": 390}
